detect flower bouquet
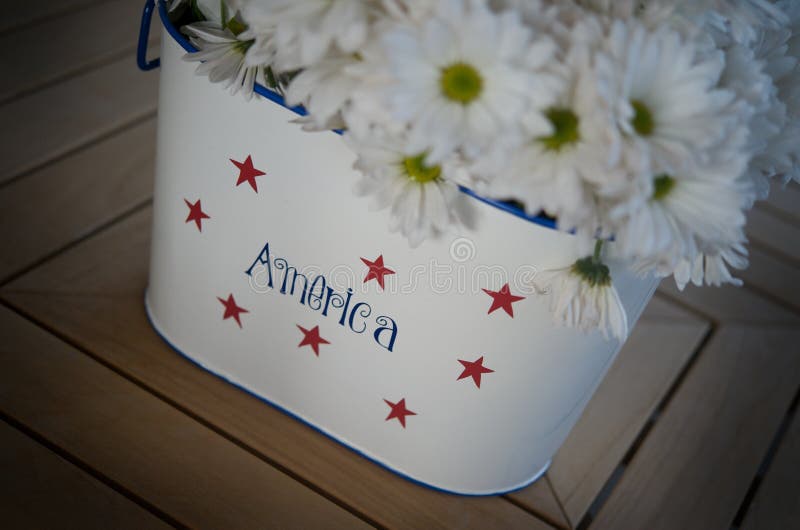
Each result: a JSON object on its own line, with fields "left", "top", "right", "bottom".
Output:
{"left": 169, "top": 0, "right": 799, "bottom": 340}
{"left": 140, "top": 0, "right": 799, "bottom": 494}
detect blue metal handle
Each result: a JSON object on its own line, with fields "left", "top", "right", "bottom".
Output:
{"left": 137, "top": 0, "right": 160, "bottom": 71}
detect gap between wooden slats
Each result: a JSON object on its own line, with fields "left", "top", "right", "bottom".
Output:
{"left": 0, "top": 0, "right": 111, "bottom": 35}
{"left": 511, "top": 297, "right": 710, "bottom": 528}
{"left": 0, "top": 414, "right": 172, "bottom": 529}
{"left": 0, "top": 119, "right": 156, "bottom": 283}
{"left": 0, "top": 56, "right": 158, "bottom": 186}
{"left": 0, "top": 304, "right": 375, "bottom": 529}
{"left": 585, "top": 326, "right": 800, "bottom": 530}
{"left": 738, "top": 389, "right": 800, "bottom": 530}
{"left": 0, "top": 0, "right": 159, "bottom": 105}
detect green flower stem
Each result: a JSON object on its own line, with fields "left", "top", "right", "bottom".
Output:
{"left": 593, "top": 239, "right": 604, "bottom": 263}
{"left": 190, "top": 0, "right": 206, "bottom": 21}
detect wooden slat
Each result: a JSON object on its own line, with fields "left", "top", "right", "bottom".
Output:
{"left": 0, "top": 0, "right": 107, "bottom": 34}
{"left": 0, "top": 305, "right": 372, "bottom": 529}
{"left": 738, "top": 246, "right": 800, "bottom": 313}
{"left": 639, "top": 292, "right": 703, "bottom": 321}
{"left": 0, "top": 116, "right": 155, "bottom": 281}
{"left": 747, "top": 207, "right": 800, "bottom": 264}
{"left": 0, "top": 0, "right": 157, "bottom": 103}
{"left": 511, "top": 297, "right": 710, "bottom": 527}
{"left": 0, "top": 119, "right": 155, "bottom": 282}
{"left": 590, "top": 326, "right": 800, "bottom": 530}
{"left": 0, "top": 208, "right": 553, "bottom": 529}
{"left": 0, "top": 419, "right": 169, "bottom": 529}
{"left": 762, "top": 181, "right": 800, "bottom": 226}
{"left": 0, "top": 55, "right": 158, "bottom": 185}
{"left": 509, "top": 478, "right": 570, "bottom": 530}
{"left": 741, "top": 412, "right": 800, "bottom": 530}
{"left": 658, "top": 280, "right": 800, "bottom": 325}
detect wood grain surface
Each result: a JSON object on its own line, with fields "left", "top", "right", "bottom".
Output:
{"left": 1, "top": 4, "right": 798, "bottom": 528}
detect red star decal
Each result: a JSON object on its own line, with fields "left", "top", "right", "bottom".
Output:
{"left": 457, "top": 356, "right": 494, "bottom": 388}
{"left": 231, "top": 155, "right": 266, "bottom": 192}
{"left": 361, "top": 254, "right": 395, "bottom": 290}
{"left": 218, "top": 294, "right": 248, "bottom": 328}
{"left": 296, "top": 324, "right": 330, "bottom": 356}
{"left": 384, "top": 398, "right": 416, "bottom": 428}
{"left": 184, "top": 198, "right": 210, "bottom": 231}
{"left": 482, "top": 283, "right": 525, "bottom": 317}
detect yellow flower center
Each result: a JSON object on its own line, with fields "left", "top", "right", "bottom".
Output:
{"left": 226, "top": 17, "right": 247, "bottom": 36}
{"left": 631, "top": 99, "right": 655, "bottom": 136}
{"left": 652, "top": 174, "right": 676, "bottom": 200}
{"left": 440, "top": 62, "right": 484, "bottom": 105}
{"left": 403, "top": 154, "right": 441, "bottom": 183}
{"left": 539, "top": 108, "right": 581, "bottom": 151}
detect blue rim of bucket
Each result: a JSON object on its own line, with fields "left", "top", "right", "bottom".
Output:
{"left": 154, "top": 0, "right": 559, "bottom": 231}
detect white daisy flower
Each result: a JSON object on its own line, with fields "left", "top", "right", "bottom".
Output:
{"left": 488, "top": 0, "right": 558, "bottom": 29}
{"left": 539, "top": 243, "right": 629, "bottom": 341}
{"left": 183, "top": 22, "right": 266, "bottom": 100}
{"left": 747, "top": 0, "right": 800, "bottom": 185}
{"left": 334, "top": 21, "right": 407, "bottom": 139}
{"left": 284, "top": 54, "right": 363, "bottom": 130}
{"left": 761, "top": 121, "right": 800, "bottom": 185}
{"left": 779, "top": 0, "right": 800, "bottom": 108}
{"left": 575, "top": 0, "right": 641, "bottom": 19}
{"left": 716, "top": 43, "right": 778, "bottom": 200}
{"left": 575, "top": 0, "right": 707, "bottom": 33}
{"left": 380, "top": 0, "right": 437, "bottom": 23}
{"left": 229, "top": 0, "right": 373, "bottom": 71}
{"left": 378, "top": 0, "right": 558, "bottom": 163}
{"left": 709, "top": 0, "right": 788, "bottom": 46}
{"left": 484, "top": 15, "right": 615, "bottom": 237}
{"left": 609, "top": 131, "right": 751, "bottom": 275}
{"left": 672, "top": 241, "right": 749, "bottom": 290}
{"left": 599, "top": 19, "right": 737, "bottom": 177}
{"left": 347, "top": 131, "right": 472, "bottom": 247}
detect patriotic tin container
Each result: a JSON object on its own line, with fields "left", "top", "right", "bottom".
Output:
{"left": 139, "top": 0, "right": 659, "bottom": 495}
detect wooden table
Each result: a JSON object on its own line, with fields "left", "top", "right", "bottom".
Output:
{"left": 1, "top": 2, "right": 798, "bottom": 528}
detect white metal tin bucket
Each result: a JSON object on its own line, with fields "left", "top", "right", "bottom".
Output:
{"left": 141, "top": 0, "right": 659, "bottom": 495}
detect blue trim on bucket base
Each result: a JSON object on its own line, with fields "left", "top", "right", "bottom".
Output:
{"left": 144, "top": 289, "right": 551, "bottom": 496}
{"left": 142, "top": 0, "right": 561, "bottom": 232}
